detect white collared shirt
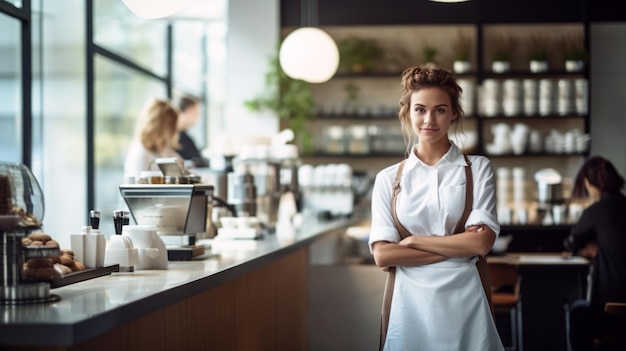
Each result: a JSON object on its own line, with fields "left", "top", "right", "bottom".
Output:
{"left": 369, "top": 142, "right": 500, "bottom": 252}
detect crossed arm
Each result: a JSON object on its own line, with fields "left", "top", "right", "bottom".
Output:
{"left": 371, "top": 224, "right": 496, "bottom": 270}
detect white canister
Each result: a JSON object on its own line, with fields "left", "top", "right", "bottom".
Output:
{"left": 458, "top": 79, "right": 475, "bottom": 116}
{"left": 538, "top": 79, "right": 555, "bottom": 116}
{"left": 574, "top": 78, "right": 589, "bottom": 115}
{"left": 523, "top": 79, "right": 538, "bottom": 116}
{"left": 502, "top": 79, "right": 522, "bottom": 116}
{"left": 481, "top": 79, "right": 501, "bottom": 117}
{"left": 557, "top": 79, "right": 575, "bottom": 115}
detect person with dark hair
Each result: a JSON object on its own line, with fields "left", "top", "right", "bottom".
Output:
{"left": 564, "top": 156, "right": 626, "bottom": 350}
{"left": 176, "top": 95, "right": 209, "bottom": 167}
{"left": 369, "top": 65, "right": 504, "bottom": 350}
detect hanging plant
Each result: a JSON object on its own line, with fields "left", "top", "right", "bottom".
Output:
{"left": 244, "top": 52, "right": 315, "bottom": 154}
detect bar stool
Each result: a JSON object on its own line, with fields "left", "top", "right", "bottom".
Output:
{"left": 488, "top": 262, "right": 523, "bottom": 351}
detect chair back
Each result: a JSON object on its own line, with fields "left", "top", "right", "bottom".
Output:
{"left": 487, "top": 262, "right": 520, "bottom": 298}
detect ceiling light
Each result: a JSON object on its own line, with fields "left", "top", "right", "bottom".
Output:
{"left": 122, "top": 0, "right": 188, "bottom": 19}
{"left": 278, "top": 0, "right": 339, "bottom": 84}
{"left": 279, "top": 27, "right": 339, "bottom": 84}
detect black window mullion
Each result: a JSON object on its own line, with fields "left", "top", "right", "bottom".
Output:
{"left": 21, "top": 6, "right": 31, "bottom": 167}
{"left": 86, "top": 0, "right": 95, "bottom": 214}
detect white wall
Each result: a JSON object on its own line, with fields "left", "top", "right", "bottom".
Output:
{"left": 590, "top": 23, "right": 626, "bottom": 177}
{"left": 221, "top": 0, "right": 280, "bottom": 152}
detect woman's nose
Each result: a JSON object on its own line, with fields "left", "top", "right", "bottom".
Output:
{"left": 423, "top": 111, "right": 433, "bottom": 123}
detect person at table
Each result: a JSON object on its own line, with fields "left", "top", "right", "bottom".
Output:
{"left": 564, "top": 156, "right": 626, "bottom": 350}
{"left": 124, "top": 98, "right": 182, "bottom": 179}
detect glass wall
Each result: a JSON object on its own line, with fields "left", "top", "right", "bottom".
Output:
{"left": 1, "top": 0, "right": 227, "bottom": 246}
{"left": 93, "top": 56, "right": 167, "bottom": 235}
{"left": 0, "top": 14, "right": 22, "bottom": 163}
{"left": 36, "top": 0, "right": 87, "bottom": 242}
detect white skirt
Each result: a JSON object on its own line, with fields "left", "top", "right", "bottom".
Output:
{"left": 383, "top": 258, "right": 505, "bottom": 351}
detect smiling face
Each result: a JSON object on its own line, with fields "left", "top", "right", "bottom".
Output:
{"left": 409, "top": 87, "right": 458, "bottom": 147}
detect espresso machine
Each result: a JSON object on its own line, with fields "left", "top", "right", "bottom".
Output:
{"left": 119, "top": 183, "right": 213, "bottom": 260}
{"left": 119, "top": 158, "right": 214, "bottom": 260}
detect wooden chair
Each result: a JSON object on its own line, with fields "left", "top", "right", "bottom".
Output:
{"left": 596, "top": 302, "right": 626, "bottom": 350}
{"left": 487, "top": 262, "right": 523, "bottom": 351}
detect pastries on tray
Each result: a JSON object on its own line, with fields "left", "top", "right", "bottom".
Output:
{"left": 21, "top": 233, "right": 86, "bottom": 280}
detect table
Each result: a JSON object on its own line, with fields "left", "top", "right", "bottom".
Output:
{"left": 488, "top": 253, "right": 590, "bottom": 351}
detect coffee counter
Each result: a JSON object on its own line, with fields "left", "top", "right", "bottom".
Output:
{"left": 0, "top": 216, "right": 357, "bottom": 351}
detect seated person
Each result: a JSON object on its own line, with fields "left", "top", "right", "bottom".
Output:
{"left": 563, "top": 156, "right": 626, "bottom": 350}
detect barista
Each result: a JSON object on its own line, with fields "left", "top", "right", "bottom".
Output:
{"left": 175, "top": 94, "right": 209, "bottom": 168}
{"left": 124, "top": 98, "right": 182, "bottom": 179}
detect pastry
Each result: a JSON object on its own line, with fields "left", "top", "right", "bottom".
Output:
{"left": 44, "top": 240, "right": 59, "bottom": 248}
{"left": 28, "top": 233, "right": 51, "bottom": 242}
{"left": 59, "top": 255, "right": 74, "bottom": 265}
{"left": 25, "top": 258, "right": 53, "bottom": 269}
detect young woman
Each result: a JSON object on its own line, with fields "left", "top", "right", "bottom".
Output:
{"left": 124, "top": 98, "right": 182, "bottom": 179}
{"left": 564, "top": 156, "right": 626, "bottom": 350}
{"left": 369, "top": 65, "right": 504, "bottom": 350}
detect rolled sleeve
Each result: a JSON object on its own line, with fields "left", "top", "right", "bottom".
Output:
{"left": 467, "top": 208, "right": 500, "bottom": 236}
{"left": 465, "top": 156, "right": 500, "bottom": 237}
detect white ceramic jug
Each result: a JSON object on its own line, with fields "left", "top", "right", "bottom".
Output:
{"left": 122, "top": 225, "right": 168, "bottom": 270}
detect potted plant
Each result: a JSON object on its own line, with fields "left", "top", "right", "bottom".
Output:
{"left": 244, "top": 53, "right": 316, "bottom": 154}
{"left": 452, "top": 33, "right": 472, "bottom": 73}
{"left": 421, "top": 43, "right": 439, "bottom": 65}
{"left": 490, "top": 35, "right": 512, "bottom": 73}
{"left": 337, "top": 36, "right": 384, "bottom": 73}
{"left": 562, "top": 32, "right": 587, "bottom": 72}
{"left": 527, "top": 35, "right": 550, "bottom": 73}
{"left": 343, "top": 82, "right": 361, "bottom": 115}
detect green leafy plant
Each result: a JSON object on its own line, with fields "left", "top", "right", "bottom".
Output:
{"left": 562, "top": 32, "right": 587, "bottom": 62}
{"left": 343, "top": 82, "right": 361, "bottom": 113}
{"left": 527, "top": 35, "right": 550, "bottom": 61}
{"left": 421, "top": 44, "right": 439, "bottom": 64}
{"left": 490, "top": 35, "right": 512, "bottom": 62}
{"left": 244, "top": 53, "right": 315, "bottom": 153}
{"left": 338, "top": 36, "right": 384, "bottom": 73}
{"left": 452, "top": 33, "right": 472, "bottom": 62}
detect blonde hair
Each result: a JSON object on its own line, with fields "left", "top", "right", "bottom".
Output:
{"left": 398, "top": 64, "right": 465, "bottom": 153}
{"left": 134, "top": 99, "right": 180, "bottom": 153}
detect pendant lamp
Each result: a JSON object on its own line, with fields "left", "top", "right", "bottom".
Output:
{"left": 279, "top": 0, "right": 339, "bottom": 83}
{"left": 122, "top": 0, "right": 188, "bottom": 19}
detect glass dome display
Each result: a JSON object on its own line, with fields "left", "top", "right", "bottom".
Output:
{"left": 0, "top": 161, "right": 45, "bottom": 228}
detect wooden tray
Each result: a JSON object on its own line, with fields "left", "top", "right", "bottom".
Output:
{"left": 50, "top": 264, "right": 119, "bottom": 288}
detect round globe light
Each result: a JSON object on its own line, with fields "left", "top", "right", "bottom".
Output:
{"left": 123, "top": 0, "right": 188, "bottom": 19}
{"left": 279, "top": 27, "right": 339, "bottom": 84}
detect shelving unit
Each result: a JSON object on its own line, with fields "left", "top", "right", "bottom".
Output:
{"left": 291, "top": 22, "right": 588, "bottom": 174}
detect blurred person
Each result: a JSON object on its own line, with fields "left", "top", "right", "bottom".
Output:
{"left": 124, "top": 98, "right": 182, "bottom": 179}
{"left": 176, "top": 94, "right": 209, "bottom": 167}
{"left": 564, "top": 156, "right": 626, "bottom": 350}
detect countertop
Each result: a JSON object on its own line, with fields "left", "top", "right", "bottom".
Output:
{"left": 0, "top": 216, "right": 356, "bottom": 347}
